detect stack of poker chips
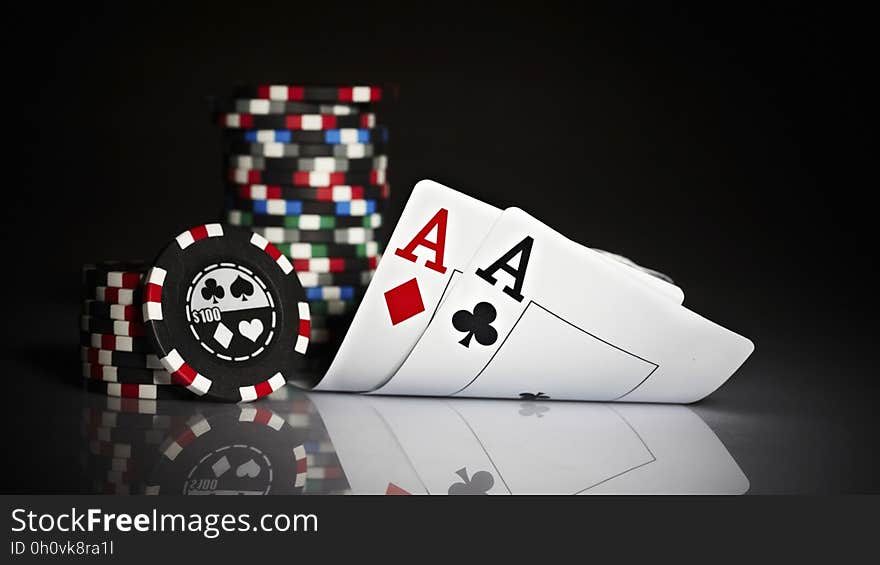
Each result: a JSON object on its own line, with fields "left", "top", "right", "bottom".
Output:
{"left": 217, "top": 84, "right": 389, "bottom": 355}
{"left": 80, "top": 261, "right": 181, "bottom": 400}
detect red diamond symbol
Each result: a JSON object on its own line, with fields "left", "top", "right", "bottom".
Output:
{"left": 384, "top": 277, "right": 425, "bottom": 326}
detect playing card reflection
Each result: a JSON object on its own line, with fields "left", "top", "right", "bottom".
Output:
{"left": 308, "top": 392, "right": 750, "bottom": 495}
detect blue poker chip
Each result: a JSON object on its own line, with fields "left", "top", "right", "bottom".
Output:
{"left": 304, "top": 286, "right": 365, "bottom": 301}
{"left": 232, "top": 127, "right": 388, "bottom": 145}
{"left": 248, "top": 199, "right": 379, "bottom": 217}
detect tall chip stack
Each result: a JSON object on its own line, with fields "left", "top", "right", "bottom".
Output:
{"left": 217, "top": 84, "right": 389, "bottom": 361}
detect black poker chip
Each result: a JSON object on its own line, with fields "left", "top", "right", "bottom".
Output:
{"left": 142, "top": 224, "right": 311, "bottom": 402}
{"left": 80, "top": 331, "right": 154, "bottom": 353}
{"left": 226, "top": 99, "right": 364, "bottom": 115}
{"left": 82, "top": 300, "right": 142, "bottom": 322}
{"left": 226, "top": 141, "right": 386, "bottom": 158}
{"left": 228, "top": 167, "right": 384, "bottom": 187}
{"left": 231, "top": 183, "right": 390, "bottom": 202}
{"left": 226, "top": 209, "right": 381, "bottom": 229}
{"left": 85, "top": 380, "right": 188, "bottom": 400}
{"left": 232, "top": 84, "right": 382, "bottom": 103}
{"left": 82, "top": 261, "right": 149, "bottom": 289}
{"left": 145, "top": 406, "right": 308, "bottom": 495}
{"left": 218, "top": 112, "right": 376, "bottom": 130}
{"left": 80, "top": 315, "right": 147, "bottom": 337}
{"left": 295, "top": 270, "right": 374, "bottom": 288}
{"left": 226, "top": 154, "right": 386, "bottom": 173}
{"left": 81, "top": 346, "right": 161, "bottom": 369}
{"left": 81, "top": 362, "right": 172, "bottom": 385}
{"left": 248, "top": 226, "right": 378, "bottom": 244}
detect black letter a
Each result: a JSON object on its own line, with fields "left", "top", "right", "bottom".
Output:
{"left": 475, "top": 236, "right": 533, "bottom": 303}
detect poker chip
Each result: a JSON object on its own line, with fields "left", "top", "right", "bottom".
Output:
{"left": 89, "top": 286, "right": 141, "bottom": 305}
{"left": 307, "top": 313, "right": 357, "bottom": 330}
{"left": 141, "top": 224, "right": 309, "bottom": 402}
{"left": 291, "top": 256, "right": 378, "bottom": 273}
{"left": 82, "top": 362, "right": 172, "bottom": 385}
{"left": 81, "top": 332, "right": 154, "bottom": 353}
{"left": 86, "top": 380, "right": 185, "bottom": 400}
{"left": 230, "top": 99, "right": 361, "bottom": 115}
{"left": 303, "top": 285, "right": 367, "bottom": 301}
{"left": 83, "top": 261, "right": 148, "bottom": 289}
{"left": 233, "top": 84, "right": 382, "bottom": 103}
{"left": 232, "top": 197, "right": 381, "bottom": 217}
{"left": 82, "top": 300, "right": 142, "bottom": 321}
{"left": 81, "top": 315, "right": 147, "bottom": 337}
{"left": 249, "top": 226, "right": 378, "bottom": 244}
{"left": 274, "top": 241, "right": 382, "bottom": 259}
{"left": 226, "top": 209, "right": 382, "bottom": 229}
{"left": 81, "top": 346, "right": 163, "bottom": 369}
{"left": 297, "top": 270, "right": 374, "bottom": 288}
{"left": 308, "top": 299, "right": 359, "bottom": 316}
{"left": 218, "top": 112, "right": 377, "bottom": 130}
{"left": 228, "top": 141, "right": 382, "bottom": 158}
{"left": 145, "top": 405, "right": 308, "bottom": 495}
{"left": 229, "top": 127, "right": 388, "bottom": 145}
{"left": 228, "top": 155, "right": 388, "bottom": 172}
{"left": 229, "top": 167, "right": 386, "bottom": 187}
{"left": 233, "top": 183, "right": 390, "bottom": 202}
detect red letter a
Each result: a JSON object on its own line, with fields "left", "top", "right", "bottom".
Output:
{"left": 394, "top": 208, "right": 448, "bottom": 274}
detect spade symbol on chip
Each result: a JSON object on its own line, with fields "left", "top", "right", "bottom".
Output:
{"left": 201, "top": 278, "right": 225, "bottom": 304}
{"left": 230, "top": 275, "right": 255, "bottom": 302}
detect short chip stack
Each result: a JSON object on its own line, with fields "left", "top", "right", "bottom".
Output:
{"left": 217, "top": 84, "right": 390, "bottom": 355}
{"left": 80, "top": 261, "right": 182, "bottom": 400}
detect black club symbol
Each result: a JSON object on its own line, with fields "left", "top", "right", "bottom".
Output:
{"left": 452, "top": 302, "right": 498, "bottom": 348}
{"left": 201, "top": 278, "right": 225, "bottom": 304}
{"left": 519, "top": 392, "right": 549, "bottom": 401}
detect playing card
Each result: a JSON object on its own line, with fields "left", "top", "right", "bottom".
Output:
{"left": 313, "top": 180, "right": 503, "bottom": 392}
{"left": 375, "top": 207, "right": 753, "bottom": 403}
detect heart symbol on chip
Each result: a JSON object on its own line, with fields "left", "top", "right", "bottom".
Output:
{"left": 236, "top": 459, "right": 261, "bottom": 478}
{"left": 238, "top": 319, "right": 264, "bottom": 342}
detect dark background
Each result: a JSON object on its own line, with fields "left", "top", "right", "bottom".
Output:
{"left": 1, "top": 4, "right": 875, "bottom": 492}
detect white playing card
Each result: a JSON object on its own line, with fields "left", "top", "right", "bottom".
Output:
{"left": 313, "top": 179, "right": 503, "bottom": 392}
{"left": 312, "top": 180, "right": 682, "bottom": 393}
{"left": 375, "top": 207, "right": 753, "bottom": 403}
